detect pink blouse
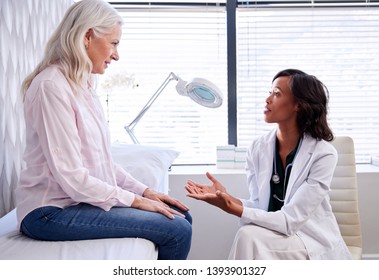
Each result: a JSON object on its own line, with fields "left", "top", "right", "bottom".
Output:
{"left": 16, "top": 65, "right": 147, "bottom": 227}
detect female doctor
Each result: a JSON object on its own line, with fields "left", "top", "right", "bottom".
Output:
{"left": 185, "top": 69, "right": 352, "bottom": 259}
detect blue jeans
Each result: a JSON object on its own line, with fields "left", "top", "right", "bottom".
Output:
{"left": 20, "top": 203, "right": 192, "bottom": 260}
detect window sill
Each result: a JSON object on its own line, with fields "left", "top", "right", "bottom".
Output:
{"left": 169, "top": 163, "right": 379, "bottom": 176}
{"left": 169, "top": 165, "right": 245, "bottom": 176}
{"left": 356, "top": 164, "right": 379, "bottom": 174}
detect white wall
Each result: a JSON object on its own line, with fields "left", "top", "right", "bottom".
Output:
{"left": 0, "top": 0, "right": 73, "bottom": 217}
{"left": 168, "top": 165, "right": 379, "bottom": 260}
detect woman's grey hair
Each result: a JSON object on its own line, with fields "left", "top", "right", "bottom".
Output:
{"left": 22, "top": 0, "right": 123, "bottom": 95}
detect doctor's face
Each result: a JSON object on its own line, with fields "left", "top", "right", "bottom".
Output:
{"left": 264, "top": 76, "right": 299, "bottom": 125}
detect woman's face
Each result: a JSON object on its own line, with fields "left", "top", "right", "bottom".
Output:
{"left": 264, "top": 76, "right": 299, "bottom": 125}
{"left": 85, "top": 24, "right": 122, "bottom": 74}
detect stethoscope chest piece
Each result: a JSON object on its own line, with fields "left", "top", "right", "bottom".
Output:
{"left": 272, "top": 174, "right": 280, "bottom": 184}
{"left": 272, "top": 136, "right": 303, "bottom": 186}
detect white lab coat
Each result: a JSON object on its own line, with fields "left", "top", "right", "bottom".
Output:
{"left": 240, "top": 129, "right": 352, "bottom": 259}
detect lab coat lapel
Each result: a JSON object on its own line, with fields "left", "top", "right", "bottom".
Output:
{"left": 256, "top": 130, "right": 276, "bottom": 208}
{"left": 284, "top": 135, "right": 316, "bottom": 201}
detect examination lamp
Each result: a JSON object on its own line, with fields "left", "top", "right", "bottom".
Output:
{"left": 124, "top": 72, "right": 223, "bottom": 144}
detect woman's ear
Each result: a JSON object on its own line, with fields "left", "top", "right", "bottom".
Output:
{"left": 84, "top": 29, "right": 93, "bottom": 48}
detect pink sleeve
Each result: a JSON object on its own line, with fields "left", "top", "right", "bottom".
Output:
{"left": 113, "top": 162, "right": 148, "bottom": 196}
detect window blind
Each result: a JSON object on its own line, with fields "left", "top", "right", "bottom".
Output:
{"left": 104, "top": 1, "right": 379, "bottom": 164}
{"left": 236, "top": 2, "right": 379, "bottom": 163}
{"left": 99, "top": 4, "right": 228, "bottom": 164}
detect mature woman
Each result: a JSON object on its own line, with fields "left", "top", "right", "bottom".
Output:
{"left": 17, "top": 0, "right": 192, "bottom": 260}
{"left": 186, "top": 69, "right": 351, "bottom": 260}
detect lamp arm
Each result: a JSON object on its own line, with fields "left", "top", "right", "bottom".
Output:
{"left": 124, "top": 72, "right": 179, "bottom": 143}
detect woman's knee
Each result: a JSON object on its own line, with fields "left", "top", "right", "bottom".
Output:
{"left": 171, "top": 207, "right": 192, "bottom": 225}
{"left": 175, "top": 216, "right": 192, "bottom": 239}
{"left": 183, "top": 211, "right": 192, "bottom": 225}
{"left": 156, "top": 213, "right": 192, "bottom": 242}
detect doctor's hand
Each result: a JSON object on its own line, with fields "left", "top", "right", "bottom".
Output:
{"left": 185, "top": 172, "right": 227, "bottom": 195}
{"left": 185, "top": 172, "right": 243, "bottom": 217}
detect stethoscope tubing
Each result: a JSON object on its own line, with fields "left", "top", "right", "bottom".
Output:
{"left": 272, "top": 137, "right": 303, "bottom": 201}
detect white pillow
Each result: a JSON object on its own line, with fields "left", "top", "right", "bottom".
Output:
{"left": 111, "top": 143, "right": 179, "bottom": 194}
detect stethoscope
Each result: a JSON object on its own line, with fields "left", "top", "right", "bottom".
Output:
{"left": 272, "top": 137, "right": 303, "bottom": 202}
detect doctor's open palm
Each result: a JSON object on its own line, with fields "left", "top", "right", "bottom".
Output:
{"left": 185, "top": 172, "right": 243, "bottom": 217}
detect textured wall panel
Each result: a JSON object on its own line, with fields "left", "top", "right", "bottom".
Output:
{"left": 0, "top": 0, "right": 73, "bottom": 217}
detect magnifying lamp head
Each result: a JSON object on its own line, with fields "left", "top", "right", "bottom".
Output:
{"left": 125, "top": 72, "right": 223, "bottom": 144}
{"left": 176, "top": 77, "right": 223, "bottom": 108}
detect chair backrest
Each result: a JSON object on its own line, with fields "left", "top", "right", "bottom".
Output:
{"left": 329, "top": 136, "right": 363, "bottom": 259}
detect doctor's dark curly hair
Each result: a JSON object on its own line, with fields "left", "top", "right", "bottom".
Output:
{"left": 272, "top": 69, "right": 334, "bottom": 142}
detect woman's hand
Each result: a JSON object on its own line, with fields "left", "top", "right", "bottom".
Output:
{"left": 185, "top": 172, "right": 243, "bottom": 217}
{"left": 143, "top": 188, "right": 189, "bottom": 212}
{"left": 131, "top": 194, "right": 186, "bottom": 220}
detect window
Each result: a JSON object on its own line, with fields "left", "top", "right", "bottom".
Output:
{"left": 236, "top": 1, "right": 379, "bottom": 163}
{"left": 102, "top": 1, "right": 379, "bottom": 164}
{"left": 100, "top": 2, "right": 228, "bottom": 164}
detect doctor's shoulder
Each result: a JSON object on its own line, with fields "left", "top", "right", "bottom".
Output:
{"left": 312, "top": 138, "right": 338, "bottom": 163}
{"left": 247, "top": 130, "right": 276, "bottom": 156}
